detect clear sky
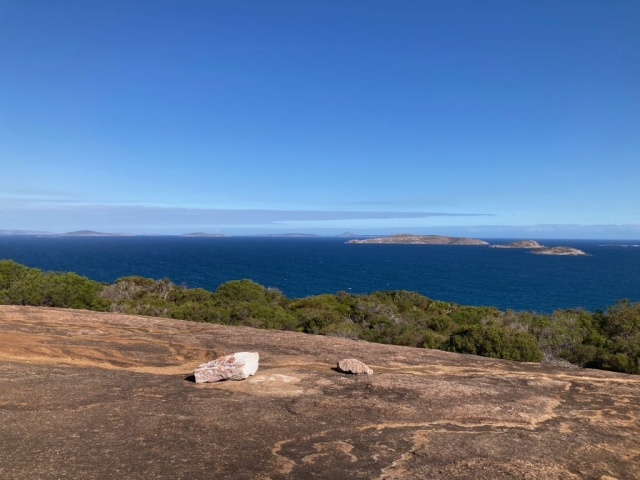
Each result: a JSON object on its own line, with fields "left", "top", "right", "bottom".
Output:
{"left": 1, "top": 1, "right": 638, "bottom": 237}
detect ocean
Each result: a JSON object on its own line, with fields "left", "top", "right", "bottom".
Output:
{"left": 0, "top": 236, "right": 638, "bottom": 312}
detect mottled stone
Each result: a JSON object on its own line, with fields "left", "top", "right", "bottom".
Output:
{"left": 337, "top": 358, "right": 373, "bottom": 375}
{"left": 194, "top": 352, "right": 259, "bottom": 383}
{"left": 3, "top": 306, "right": 640, "bottom": 480}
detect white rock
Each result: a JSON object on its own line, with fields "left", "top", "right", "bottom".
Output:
{"left": 337, "top": 358, "right": 373, "bottom": 375}
{"left": 194, "top": 352, "right": 259, "bottom": 383}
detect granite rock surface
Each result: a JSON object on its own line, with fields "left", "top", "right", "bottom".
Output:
{"left": 0, "top": 305, "right": 638, "bottom": 479}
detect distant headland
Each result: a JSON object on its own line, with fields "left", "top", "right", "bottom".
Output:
{"left": 250, "top": 233, "right": 321, "bottom": 237}
{"left": 347, "top": 233, "right": 489, "bottom": 245}
{"left": 182, "top": 232, "right": 228, "bottom": 237}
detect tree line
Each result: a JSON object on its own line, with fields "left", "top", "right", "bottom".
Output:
{"left": 1, "top": 259, "right": 638, "bottom": 374}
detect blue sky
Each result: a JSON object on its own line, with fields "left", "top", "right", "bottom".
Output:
{"left": 1, "top": 1, "right": 638, "bottom": 237}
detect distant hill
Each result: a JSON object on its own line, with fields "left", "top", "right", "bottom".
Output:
{"left": 182, "top": 232, "right": 227, "bottom": 237}
{"left": 61, "top": 230, "right": 127, "bottom": 237}
{"left": 336, "top": 231, "right": 358, "bottom": 237}
{"left": 0, "top": 229, "right": 54, "bottom": 236}
{"left": 347, "top": 233, "right": 489, "bottom": 245}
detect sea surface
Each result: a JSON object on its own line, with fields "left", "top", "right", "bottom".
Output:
{"left": 1, "top": 236, "right": 639, "bottom": 312}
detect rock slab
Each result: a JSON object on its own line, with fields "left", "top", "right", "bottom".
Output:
{"left": 194, "top": 351, "right": 259, "bottom": 383}
{"left": 337, "top": 358, "right": 373, "bottom": 375}
{"left": 3, "top": 306, "right": 640, "bottom": 480}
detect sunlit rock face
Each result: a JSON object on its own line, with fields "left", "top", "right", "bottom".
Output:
{"left": 194, "top": 352, "right": 259, "bottom": 383}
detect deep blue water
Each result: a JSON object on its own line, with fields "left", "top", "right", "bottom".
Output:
{"left": 1, "top": 236, "right": 638, "bottom": 312}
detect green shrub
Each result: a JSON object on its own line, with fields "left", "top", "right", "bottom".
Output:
{"left": 0, "top": 260, "right": 108, "bottom": 310}
{"left": 213, "top": 279, "right": 267, "bottom": 304}
{"left": 446, "top": 324, "right": 543, "bottom": 362}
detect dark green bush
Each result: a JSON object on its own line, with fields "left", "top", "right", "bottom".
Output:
{"left": 213, "top": 279, "right": 267, "bottom": 304}
{"left": 445, "top": 324, "right": 543, "bottom": 362}
{"left": 0, "top": 260, "right": 108, "bottom": 310}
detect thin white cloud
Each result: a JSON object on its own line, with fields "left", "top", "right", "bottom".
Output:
{"left": 0, "top": 204, "right": 493, "bottom": 232}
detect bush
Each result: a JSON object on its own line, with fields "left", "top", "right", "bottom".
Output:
{"left": 446, "top": 324, "right": 543, "bottom": 362}
{"left": 0, "top": 260, "right": 108, "bottom": 310}
{"left": 213, "top": 279, "right": 267, "bottom": 304}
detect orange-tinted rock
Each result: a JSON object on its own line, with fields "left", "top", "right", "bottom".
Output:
{"left": 0, "top": 305, "right": 639, "bottom": 479}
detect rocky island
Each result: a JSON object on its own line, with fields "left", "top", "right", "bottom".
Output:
{"left": 490, "top": 241, "right": 587, "bottom": 256}
{"left": 531, "top": 246, "right": 588, "bottom": 256}
{"left": 492, "top": 240, "right": 545, "bottom": 249}
{"left": 347, "top": 233, "right": 489, "bottom": 245}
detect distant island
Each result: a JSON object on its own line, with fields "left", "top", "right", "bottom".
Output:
{"left": 182, "top": 232, "right": 227, "bottom": 237}
{"left": 490, "top": 240, "right": 588, "bottom": 256}
{"left": 61, "top": 230, "right": 128, "bottom": 237}
{"left": 531, "top": 246, "right": 587, "bottom": 256}
{"left": 336, "top": 231, "right": 358, "bottom": 237}
{"left": 347, "top": 233, "right": 489, "bottom": 245}
{"left": 492, "top": 240, "right": 545, "bottom": 249}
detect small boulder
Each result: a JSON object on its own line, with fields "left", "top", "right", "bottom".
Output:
{"left": 337, "top": 358, "right": 373, "bottom": 375}
{"left": 194, "top": 352, "right": 259, "bottom": 383}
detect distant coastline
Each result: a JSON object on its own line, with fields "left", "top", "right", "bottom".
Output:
{"left": 182, "top": 232, "right": 228, "bottom": 237}
{"left": 249, "top": 233, "right": 321, "bottom": 238}
{"left": 0, "top": 229, "right": 638, "bottom": 246}
{"left": 60, "top": 230, "right": 130, "bottom": 237}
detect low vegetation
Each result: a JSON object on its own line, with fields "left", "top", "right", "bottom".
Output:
{"left": 1, "top": 259, "right": 638, "bottom": 374}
